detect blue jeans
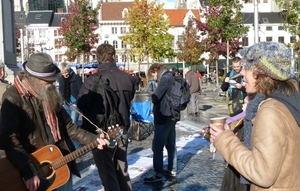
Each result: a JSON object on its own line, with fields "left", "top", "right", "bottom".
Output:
{"left": 152, "top": 117, "right": 177, "bottom": 174}
{"left": 54, "top": 174, "right": 72, "bottom": 191}
{"left": 63, "top": 102, "right": 82, "bottom": 149}
{"left": 147, "top": 80, "right": 156, "bottom": 92}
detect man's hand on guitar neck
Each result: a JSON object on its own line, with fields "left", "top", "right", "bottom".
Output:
{"left": 97, "top": 133, "right": 110, "bottom": 150}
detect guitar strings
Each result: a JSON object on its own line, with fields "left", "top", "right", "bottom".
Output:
{"left": 64, "top": 100, "right": 110, "bottom": 139}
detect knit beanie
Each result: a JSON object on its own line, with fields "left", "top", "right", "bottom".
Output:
{"left": 239, "top": 42, "right": 294, "bottom": 81}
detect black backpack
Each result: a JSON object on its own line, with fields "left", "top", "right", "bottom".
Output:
{"left": 166, "top": 75, "right": 191, "bottom": 112}
{"left": 82, "top": 74, "right": 124, "bottom": 133}
{"left": 159, "top": 70, "right": 190, "bottom": 120}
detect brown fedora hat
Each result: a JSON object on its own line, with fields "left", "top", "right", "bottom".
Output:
{"left": 23, "top": 53, "right": 61, "bottom": 82}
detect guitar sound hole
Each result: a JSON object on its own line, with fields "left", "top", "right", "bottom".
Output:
{"left": 38, "top": 162, "right": 54, "bottom": 179}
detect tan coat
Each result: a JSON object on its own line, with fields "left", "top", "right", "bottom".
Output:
{"left": 214, "top": 98, "right": 300, "bottom": 191}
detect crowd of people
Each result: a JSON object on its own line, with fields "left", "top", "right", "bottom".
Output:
{"left": 0, "top": 41, "right": 299, "bottom": 191}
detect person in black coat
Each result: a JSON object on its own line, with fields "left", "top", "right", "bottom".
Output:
{"left": 77, "top": 44, "right": 135, "bottom": 191}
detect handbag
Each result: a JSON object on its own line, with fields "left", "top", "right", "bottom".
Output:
{"left": 228, "top": 93, "right": 243, "bottom": 117}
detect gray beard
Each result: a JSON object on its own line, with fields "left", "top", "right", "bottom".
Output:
{"left": 30, "top": 78, "right": 63, "bottom": 112}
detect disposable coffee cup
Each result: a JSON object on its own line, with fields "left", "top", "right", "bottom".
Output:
{"left": 210, "top": 117, "right": 226, "bottom": 130}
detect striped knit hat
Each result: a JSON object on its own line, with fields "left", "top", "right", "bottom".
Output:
{"left": 239, "top": 42, "right": 294, "bottom": 81}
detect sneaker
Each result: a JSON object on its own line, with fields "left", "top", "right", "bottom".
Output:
{"left": 143, "top": 173, "right": 162, "bottom": 183}
{"left": 163, "top": 169, "right": 176, "bottom": 177}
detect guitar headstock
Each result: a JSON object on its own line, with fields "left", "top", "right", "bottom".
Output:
{"left": 106, "top": 124, "right": 124, "bottom": 140}
{"left": 106, "top": 124, "right": 124, "bottom": 149}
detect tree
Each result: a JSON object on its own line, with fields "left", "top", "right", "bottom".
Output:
{"left": 59, "top": 0, "right": 100, "bottom": 62}
{"left": 177, "top": 18, "right": 203, "bottom": 66}
{"left": 120, "top": 0, "right": 175, "bottom": 71}
{"left": 275, "top": 0, "right": 300, "bottom": 50}
{"left": 196, "top": 0, "right": 248, "bottom": 75}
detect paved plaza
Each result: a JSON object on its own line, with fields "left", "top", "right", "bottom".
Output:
{"left": 73, "top": 84, "right": 229, "bottom": 191}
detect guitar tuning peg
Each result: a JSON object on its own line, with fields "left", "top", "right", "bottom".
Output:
{"left": 116, "top": 124, "right": 119, "bottom": 127}
{"left": 108, "top": 126, "right": 111, "bottom": 130}
{"left": 112, "top": 125, "right": 115, "bottom": 128}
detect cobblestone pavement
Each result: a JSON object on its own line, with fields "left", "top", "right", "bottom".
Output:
{"left": 74, "top": 83, "right": 229, "bottom": 191}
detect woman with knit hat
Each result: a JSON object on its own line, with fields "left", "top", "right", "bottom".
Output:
{"left": 209, "top": 42, "right": 300, "bottom": 190}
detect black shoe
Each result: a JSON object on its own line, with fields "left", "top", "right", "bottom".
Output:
{"left": 163, "top": 169, "right": 176, "bottom": 177}
{"left": 195, "top": 112, "right": 199, "bottom": 116}
{"left": 144, "top": 173, "right": 162, "bottom": 183}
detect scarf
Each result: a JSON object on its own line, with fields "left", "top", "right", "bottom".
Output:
{"left": 14, "top": 76, "right": 61, "bottom": 142}
{"left": 240, "top": 93, "right": 265, "bottom": 184}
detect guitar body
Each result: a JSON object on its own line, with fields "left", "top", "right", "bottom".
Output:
{"left": 0, "top": 125, "right": 124, "bottom": 191}
{"left": 31, "top": 145, "right": 70, "bottom": 191}
{"left": 0, "top": 145, "right": 70, "bottom": 191}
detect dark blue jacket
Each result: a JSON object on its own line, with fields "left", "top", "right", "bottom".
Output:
{"left": 58, "top": 70, "right": 83, "bottom": 104}
{"left": 152, "top": 70, "right": 179, "bottom": 124}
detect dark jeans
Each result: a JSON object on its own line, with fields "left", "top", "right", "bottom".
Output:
{"left": 92, "top": 134, "right": 132, "bottom": 191}
{"left": 152, "top": 117, "right": 177, "bottom": 174}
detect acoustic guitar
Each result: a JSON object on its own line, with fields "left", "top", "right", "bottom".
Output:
{"left": 0, "top": 125, "right": 123, "bottom": 191}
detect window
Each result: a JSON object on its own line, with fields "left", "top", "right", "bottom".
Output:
{"left": 278, "top": 36, "right": 284, "bottom": 43}
{"left": 113, "top": 40, "right": 118, "bottom": 49}
{"left": 266, "top": 26, "right": 272, "bottom": 31}
{"left": 122, "top": 55, "right": 126, "bottom": 62}
{"left": 169, "top": 57, "right": 175, "bottom": 62}
{"left": 266, "top": 37, "right": 272, "bottom": 41}
{"left": 178, "top": 35, "right": 184, "bottom": 43}
{"left": 263, "top": 0, "right": 268, "bottom": 2}
{"left": 278, "top": 26, "right": 284, "bottom": 30}
{"left": 121, "top": 27, "right": 126, "bottom": 34}
{"left": 121, "top": 41, "right": 126, "bottom": 49}
{"left": 122, "top": 8, "right": 128, "bottom": 18}
{"left": 130, "top": 55, "right": 136, "bottom": 62}
{"left": 104, "top": 40, "right": 109, "bottom": 44}
{"left": 27, "top": 30, "right": 34, "bottom": 38}
{"left": 290, "top": 36, "right": 296, "bottom": 43}
{"left": 115, "top": 55, "right": 118, "bottom": 62}
{"left": 55, "top": 39, "right": 62, "bottom": 49}
{"left": 112, "top": 27, "right": 117, "bottom": 34}
{"left": 54, "top": 29, "right": 61, "bottom": 36}
{"left": 170, "top": 40, "right": 175, "bottom": 48}
{"left": 55, "top": 54, "right": 62, "bottom": 62}
{"left": 242, "top": 37, "right": 249, "bottom": 46}
{"left": 39, "top": 30, "right": 47, "bottom": 38}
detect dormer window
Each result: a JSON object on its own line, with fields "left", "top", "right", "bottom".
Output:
{"left": 35, "top": 14, "right": 42, "bottom": 19}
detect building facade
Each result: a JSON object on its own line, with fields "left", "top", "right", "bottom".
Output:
{"left": 13, "top": 0, "right": 297, "bottom": 72}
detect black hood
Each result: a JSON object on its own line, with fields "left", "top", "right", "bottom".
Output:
{"left": 268, "top": 91, "right": 300, "bottom": 126}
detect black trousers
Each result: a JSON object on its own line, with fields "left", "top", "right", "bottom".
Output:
{"left": 92, "top": 134, "right": 132, "bottom": 191}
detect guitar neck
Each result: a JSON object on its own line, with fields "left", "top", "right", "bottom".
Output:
{"left": 51, "top": 140, "right": 98, "bottom": 170}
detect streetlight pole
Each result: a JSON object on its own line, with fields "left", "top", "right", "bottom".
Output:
{"left": 254, "top": 0, "right": 259, "bottom": 43}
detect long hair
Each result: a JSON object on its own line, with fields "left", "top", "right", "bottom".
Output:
{"left": 254, "top": 73, "right": 298, "bottom": 96}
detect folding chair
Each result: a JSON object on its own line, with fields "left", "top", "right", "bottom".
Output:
{"left": 130, "top": 92, "right": 154, "bottom": 141}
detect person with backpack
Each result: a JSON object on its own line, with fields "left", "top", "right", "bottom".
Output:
{"left": 77, "top": 43, "right": 135, "bottom": 191}
{"left": 183, "top": 68, "right": 200, "bottom": 116}
{"left": 144, "top": 63, "right": 188, "bottom": 183}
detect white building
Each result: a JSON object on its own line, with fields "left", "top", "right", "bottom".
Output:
{"left": 13, "top": 0, "right": 297, "bottom": 73}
